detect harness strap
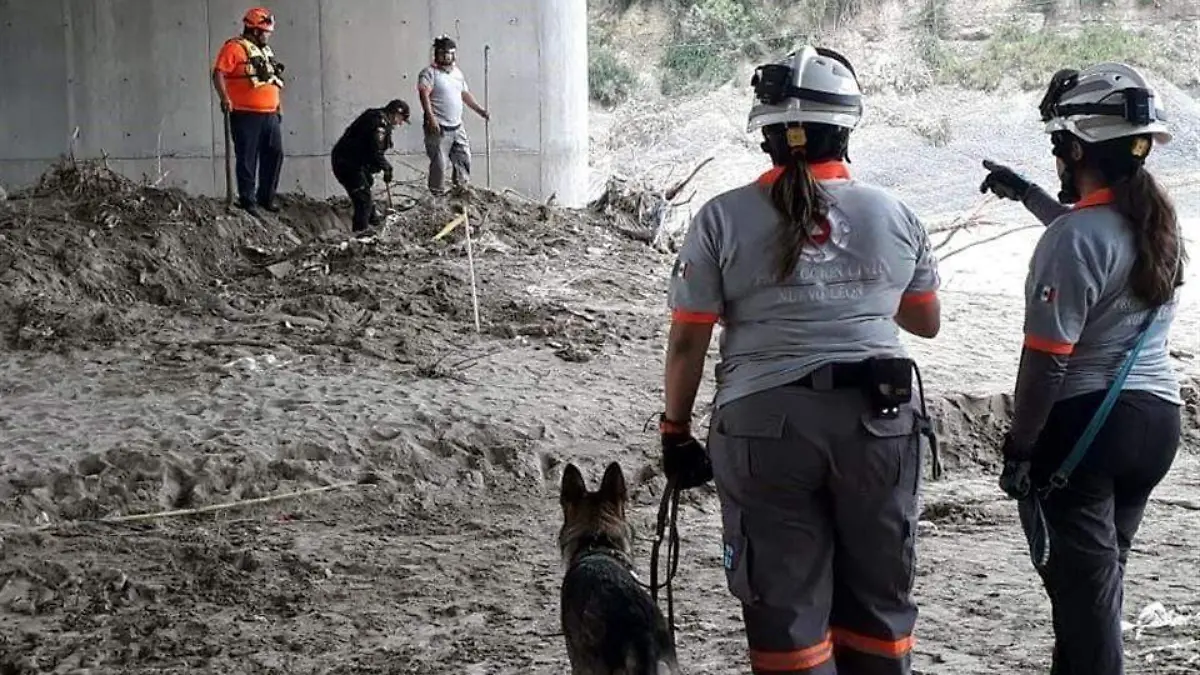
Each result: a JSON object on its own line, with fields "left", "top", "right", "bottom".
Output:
{"left": 226, "top": 38, "right": 282, "bottom": 87}
{"left": 1044, "top": 307, "right": 1161, "bottom": 492}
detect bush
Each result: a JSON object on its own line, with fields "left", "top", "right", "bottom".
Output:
{"left": 922, "top": 22, "right": 1157, "bottom": 92}
{"left": 1000, "top": 23, "right": 1152, "bottom": 89}
{"left": 589, "top": 45, "right": 637, "bottom": 106}
{"left": 660, "top": 43, "right": 737, "bottom": 95}
{"left": 654, "top": 0, "right": 889, "bottom": 95}
{"left": 658, "top": 0, "right": 778, "bottom": 94}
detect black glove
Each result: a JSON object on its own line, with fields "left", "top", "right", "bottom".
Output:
{"left": 382, "top": 165, "right": 394, "bottom": 184}
{"left": 1000, "top": 460, "right": 1032, "bottom": 500}
{"left": 980, "top": 159, "right": 1033, "bottom": 201}
{"left": 273, "top": 59, "right": 286, "bottom": 75}
{"left": 660, "top": 417, "right": 712, "bottom": 490}
{"left": 998, "top": 432, "right": 1032, "bottom": 500}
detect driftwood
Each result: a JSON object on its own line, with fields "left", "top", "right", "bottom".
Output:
{"left": 590, "top": 156, "right": 714, "bottom": 252}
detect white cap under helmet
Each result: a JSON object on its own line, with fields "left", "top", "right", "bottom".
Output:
{"left": 1040, "top": 62, "right": 1171, "bottom": 145}
{"left": 746, "top": 46, "right": 863, "bottom": 133}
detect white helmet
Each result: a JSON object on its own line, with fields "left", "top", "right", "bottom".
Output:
{"left": 1040, "top": 62, "right": 1171, "bottom": 145}
{"left": 746, "top": 46, "right": 863, "bottom": 133}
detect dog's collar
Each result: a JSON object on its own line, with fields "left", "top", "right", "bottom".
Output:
{"left": 570, "top": 543, "right": 636, "bottom": 573}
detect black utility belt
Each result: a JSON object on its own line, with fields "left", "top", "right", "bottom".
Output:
{"left": 439, "top": 124, "right": 461, "bottom": 132}
{"left": 791, "top": 358, "right": 916, "bottom": 416}
{"left": 791, "top": 361, "right": 871, "bottom": 389}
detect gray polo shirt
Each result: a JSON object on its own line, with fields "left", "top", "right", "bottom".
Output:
{"left": 418, "top": 64, "right": 468, "bottom": 128}
{"left": 1022, "top": 190, "right": 1182, "bottom": 405}
{"left": 668, "top": 162, "right": 941, "bottom": 408}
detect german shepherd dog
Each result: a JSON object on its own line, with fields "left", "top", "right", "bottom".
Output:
{"left": 558, "top": 461, "right": 681, "bottom": 675}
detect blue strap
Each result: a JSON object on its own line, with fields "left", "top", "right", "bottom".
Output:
{"left": 1048, "top": 307, "right": 1161, "bottom": 489}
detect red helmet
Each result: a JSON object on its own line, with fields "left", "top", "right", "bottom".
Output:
{"left": 243, "top": 7, "right": 275, "bottom": 32}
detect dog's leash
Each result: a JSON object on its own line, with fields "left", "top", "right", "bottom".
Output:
{"left": 648, "top": 474, "right": 682, "bottom": 641}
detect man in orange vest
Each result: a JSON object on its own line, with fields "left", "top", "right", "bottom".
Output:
{"left": 211, "top": 7, "right": 286, "bottom": 216}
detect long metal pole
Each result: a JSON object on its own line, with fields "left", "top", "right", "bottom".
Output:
{"left": 484, "top": 44, "right": 492, "bottom": 189}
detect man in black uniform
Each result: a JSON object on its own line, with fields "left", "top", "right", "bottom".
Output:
{"left": 331, "top": 99, "right": 411, "bottom": 233}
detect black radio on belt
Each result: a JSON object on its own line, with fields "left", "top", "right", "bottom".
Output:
{"left": 864, "top": 357, "right": 914, "bottom": 419}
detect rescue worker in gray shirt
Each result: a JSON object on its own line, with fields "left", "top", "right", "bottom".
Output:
{"left": 660, "top": 46, "right": 941, "bottom": 675}
{"left": 980, "top": 62, "right": 1187, "bottom": 675}
{"left": 417, "top": 35, "right": 490, "bottom": 196}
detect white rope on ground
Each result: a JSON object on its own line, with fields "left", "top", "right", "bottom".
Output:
{"left": 465, "top": 209, "right": 483, "bottom": 335}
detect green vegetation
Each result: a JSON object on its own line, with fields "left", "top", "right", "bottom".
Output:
{"left": 592, "top": 0, "right": 1171, "bottom": 102}
{"left": 918, "top": 0, "right": 949, "bottom": 39}
{"left": 589, "top": 39, "right": 638, "bottom": 106}
{"left": 658, "top": 0, "right": 779, "bottom": 96}
{"left": 921, "top": 22, "right": 1156, "bottom": 91}
{"left": 600, "top": 0, "right": 887, "bottom": 96}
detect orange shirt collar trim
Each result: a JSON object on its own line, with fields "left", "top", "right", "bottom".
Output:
{"left": 757, "top": 161, "right": 851, "bottom": 187}
{"left": 1073, "top": 188, "right": 1115, "bottom": 210}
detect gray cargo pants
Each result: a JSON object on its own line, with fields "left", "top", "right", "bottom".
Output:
{"left": 424, "top": 124, "right": 471, "bottom": 195}
{"left": 709, "top": 382, "right": 923, "bottom": 674}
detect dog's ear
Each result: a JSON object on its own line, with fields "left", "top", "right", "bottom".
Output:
{"left": 560, "top": 463, "right": 588, "bottom": 508}
{"left": 598, "top": 461, "right": 627, "bottom": 505}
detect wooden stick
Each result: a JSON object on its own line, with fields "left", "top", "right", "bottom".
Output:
{"left": 29, "top": 481, "right": 361, "bottom": 531}
{"left": 464, "top": 209, "right": 483, "bottom": 334}
{"left": 223, "top": 110, "right": 234, "bottom": 208}
{"left": 433, "top": 212, "right": 467, "bottom": 241}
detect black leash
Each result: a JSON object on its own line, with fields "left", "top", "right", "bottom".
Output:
{"left": 912, "top": 362, "right": 943, "bottom": 481}
{"left": 647, "top": 474, "right": 682, "bottom": 641}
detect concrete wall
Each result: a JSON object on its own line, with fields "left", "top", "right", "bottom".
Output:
{"left": 0, "top": 0, "right": 589, "bottom": 205}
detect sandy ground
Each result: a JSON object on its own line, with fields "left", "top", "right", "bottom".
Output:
{"left": 3, "top": 87, "right": 1200, "bottom": 674}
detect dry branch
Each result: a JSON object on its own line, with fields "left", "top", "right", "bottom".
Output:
{"left": 664, "top": 156, "right": 714, "bottom": 202}
{"left": 938, "top": 225, "right": 1042, "bottom": 262}
{"left": 17, "top": 481, "right": 364, "bottom": 532}
{"left": 1153, "top": 497, "right": 1200, "bottom": 511}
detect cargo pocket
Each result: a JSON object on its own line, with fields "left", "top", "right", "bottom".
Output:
{"left": 711, "top": 400, "right": 786, "bottom": 482}
{"left": 856, "top": 407, "right": 917, "bottom": 492}
{"left": 859, "top": 408, "right": 921, "bottom": 595}
{"left": 721, "top": 505, "right": 759, "bottom": 606}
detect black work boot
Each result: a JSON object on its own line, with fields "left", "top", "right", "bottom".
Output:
{"left": 237, "top": 198, "right": 260, "bottom": 216}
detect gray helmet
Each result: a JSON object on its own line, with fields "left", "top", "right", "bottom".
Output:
{"left": 747, "top": 46, "right": 863, "bottom": 133}
{"left": 1040, "top": 62, "right": 1170, "bottom": 145}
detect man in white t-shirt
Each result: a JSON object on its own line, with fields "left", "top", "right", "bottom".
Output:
{"left": 417, "top": 35, "right": 490, "bottom": 196}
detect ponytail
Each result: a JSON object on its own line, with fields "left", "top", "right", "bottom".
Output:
{"left": 1108, "top": 166, "right": 1187, "bottom": 306}
{"left": 771, "top": 156, "right": 829, "bottom": 281}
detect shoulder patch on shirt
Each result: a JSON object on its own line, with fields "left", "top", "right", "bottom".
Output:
{"left": 1036, "top": 284, "right": 1057, "bottom": 303}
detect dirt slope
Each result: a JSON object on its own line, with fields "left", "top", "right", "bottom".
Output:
{"left": 0, "top": 153, "right": 1197, "bottom": 672}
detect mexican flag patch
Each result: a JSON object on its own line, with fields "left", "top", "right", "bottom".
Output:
{"left": 672, "top": 258, "right": 690, "bottom": 279}
{"left": 1036, "top": 284, "right": 1057, "bottom": 303}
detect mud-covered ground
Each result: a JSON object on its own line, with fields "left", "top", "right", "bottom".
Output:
{"left": 1, "top": 164, "right": 1198, "bottom": 674}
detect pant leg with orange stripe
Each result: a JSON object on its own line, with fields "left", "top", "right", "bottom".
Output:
{"left": 709, "top": 385, "right": 922, "bottom": 675}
